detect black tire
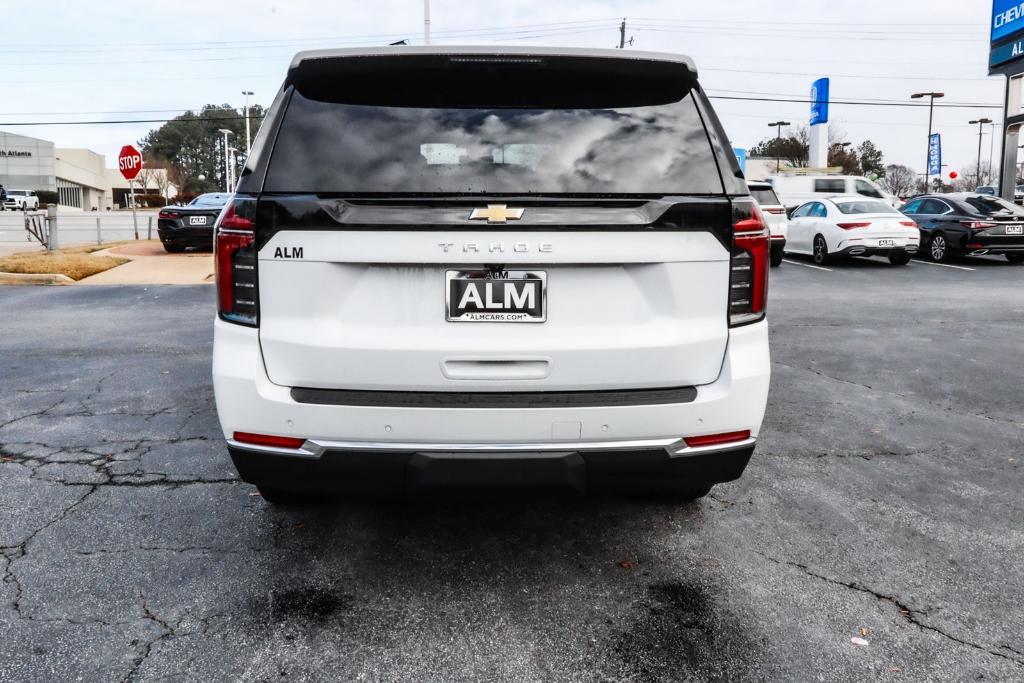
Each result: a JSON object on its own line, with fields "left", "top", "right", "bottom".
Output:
{"left": 770, "top": 249, "right": 784, "bottom": 267}
{"left": 888, "top": 253, "right": 911, "bottom": 265}
{"left": 1006, "top": 253, "right": 1024, "bottom": 264}
{"left": 163, "top": 243, "right": 186, "bottom": 254}
{"left": 928, "top": 233, "right": 949, "bottom": 262}
{"left": 812, "top": 235, "right": 831, "bottom": 265}
{"left": 255, "top": 486, "right": 314, "bottom": 505}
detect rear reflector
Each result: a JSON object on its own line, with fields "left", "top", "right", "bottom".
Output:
{"left": 729, "top": 199, "right": 769, "bottom": 327}
{"left": 837, "top": 222, "right": 871, "bottom": 230}
{"left": 899, "top": 221, "right": 918, "bottom": 227}
{"left": 233, "top": 432, "right": 306, "bottom": 449}
{"left": 216, "top": 197, "right": 259, "bottom": 326}
{"left": 684, "top": 430, "right": 752, "bottom": 448}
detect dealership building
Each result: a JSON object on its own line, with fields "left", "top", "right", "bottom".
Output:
{"left": 0, "top": 130, "right": 173, "bottom": 210}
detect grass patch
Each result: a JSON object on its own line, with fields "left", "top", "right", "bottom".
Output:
{"left": 0, "top": 242, "right": 133, "bottom": 280}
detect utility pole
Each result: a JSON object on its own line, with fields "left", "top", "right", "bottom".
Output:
{"left": 989, "top": 120, "right": 997, "bottom": 183}
{"left": 423, "top": 0, "right": 431, "bottom": 45}
{"left": 911, "top": 92, "right": 945, "bottom": 191}
{"left": 969, "top": 118, "right": 993, "bottom": 188}
{"left": 618, "top": 18, "right": 626, "bottom": 48}
{"left": 767, "top": 121, "right": 791, "bottom": 173}
{"left": 218, "top": 129, "right": 233, "bottom": 192}
{"left": 241, "top": 90, "right": 254, "bottom": 156}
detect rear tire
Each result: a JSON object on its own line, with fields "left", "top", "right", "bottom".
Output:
{"left": 1006, "top": 253, "right": 1024, "bottom": 264}
{"left": 255, "top": 486, "right": 314, "bottom": 505}
{"left": 770, "top": 249, "right": 784, "bottom": 267}
{"left": 888, "top": 253, "right": 911, "bottom": 265}
{"left": 812, "top": 235, "right": 830, "bottom": 265}
{"left": 928, "top": 233, "right": 949, "bottom": 262}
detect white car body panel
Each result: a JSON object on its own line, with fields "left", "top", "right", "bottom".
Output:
{"left": 257, "top": 230, "right": 732, "bottom": 391}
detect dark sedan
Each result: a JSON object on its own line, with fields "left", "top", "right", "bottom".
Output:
{"left": 900, "top": 193, "right": 1024, "bottom": 264}
{"left": 157, "top": 193, "right": 232, "bottom": 253}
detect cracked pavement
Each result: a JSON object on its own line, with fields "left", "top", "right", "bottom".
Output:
{"left": 1, "top": 260, "right": 1023, "bottom": 681}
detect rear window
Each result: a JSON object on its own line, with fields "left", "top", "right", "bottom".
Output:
{"left": 265, "top": 89, "right": 724, "bottom": 195}
{"left": 750, "top": 187, "right": 780, "bottom": 206}
{"left": 962, "top": 195, "right": 1024, "bottom": 216}
{"left": 835, "top": 200, "right": 899, "bottom": 215}
{"left": 814, "top": 179, "right": 846, "bottom": 193}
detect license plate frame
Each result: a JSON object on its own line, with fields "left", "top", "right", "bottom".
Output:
{"left": 189, "top": 216, "right": 207, "bottom": 226}
{"left": 877, "top": 239, "right": 896, "bottom": 248}
{"left": 1006, "top": 225, "right": 1023, "bottom": 235}
{"left": 446, "top": 270, "right": 547, "bottom": 323}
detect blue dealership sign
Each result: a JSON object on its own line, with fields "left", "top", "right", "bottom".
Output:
{"left": 810, "top": 78, "right": 829, "bottom": 126}
{"left": 733, "top": 147, "right": 747, "bottom": 173}
{"left": 991, "top": 35, "right": 1024, "bottom": 66}
{"left": 993, "top": 0, "right": 1024, "bottom": 42}
{"left": 928, "top": 133, "right": 942, "bottom": 177}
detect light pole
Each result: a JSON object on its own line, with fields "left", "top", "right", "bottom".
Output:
{"left": 241, "top": 90, "right": 253, "bottom": 156}
{"left": 227, "top": 147, "right": 239, "bottom": 192}
{"left": 989, "top": 120, "right": 997, "bottom": 183}
{"left": 218, "top": 129, "right": 233, "bottom": 192}
{"left": 423, "top": 0, "right": 431, "bottom": 44}
{"left": 911, "top": 92, "right": 945, "bottom": 191}
{"left": 969, "top": 118, "right": 993, "bottom": 188}
{"left": 767, "top": 121, "right": 791, "bottom": 173}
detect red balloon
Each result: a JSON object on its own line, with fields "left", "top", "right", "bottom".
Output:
{"left": 949, "top": 171, "right": 959, "bottom": 179}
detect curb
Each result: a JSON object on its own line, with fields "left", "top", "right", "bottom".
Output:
{"left": 0, "top": 272, "right": 75, "bottom": 285}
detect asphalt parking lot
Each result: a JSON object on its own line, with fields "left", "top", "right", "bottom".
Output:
{"left": 1, "top": 255, "right": 1023, "bottom": 682}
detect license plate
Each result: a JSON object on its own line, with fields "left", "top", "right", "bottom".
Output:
{"left": 878, "top": 239, "right": 896, "bottom": 247}
{"left": 1007, "top": 225, "right": 1023, "bottom": 235}
{"left": 446, "top": 270, "right": 546, "bottom": 322}
{"left": 189, "top": 216, "right": 207, "bottom": 226}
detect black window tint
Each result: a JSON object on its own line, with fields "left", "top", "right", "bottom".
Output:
{"left": 750, "top": 187, "right": 781, "bottom": 206}
{"left": 901, "top": 199, "right": 923, "bottom": 214}
{"left": 266, "top": 90, "right": 725, "bottom": 195}
{"left": 962, "top": 195, "right": 1024, "bottom": 216}
{"left": 814, "top": 179, "right": 845, "bottom": 193}
{"left": 854, "top": 179, "right": 884, "bottom": 198}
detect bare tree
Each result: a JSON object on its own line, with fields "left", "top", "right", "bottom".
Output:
{"left": 880, "top": 164, "right": 918, "bottom": 198}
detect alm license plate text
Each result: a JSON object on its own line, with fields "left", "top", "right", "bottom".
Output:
{"left": 877, "top": 239, "right": 896, "bottom": 247}
{"left": 447, "top": 271, "right": 546, "bottom": 322}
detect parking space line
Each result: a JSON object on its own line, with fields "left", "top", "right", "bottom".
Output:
{"left": 911, "top": 259, "right": 975, "bottom": 271}
{"left": 782, "top": 259, "right": 833, "bottom": 272}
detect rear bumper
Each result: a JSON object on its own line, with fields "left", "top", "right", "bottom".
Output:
{"left": 228, "top": 439, "right": 755, "bottom": 494}
{"left": 157, "top": 222, "right": 214, "bottom": 247}
{"left": 836, "top": 244, "right": 918, "bottom": 258}
{"left": 213, "top": 318, "right": 770, "bottom": 493}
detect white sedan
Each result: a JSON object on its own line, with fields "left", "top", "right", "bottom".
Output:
{"left": 786, "top": 196, "right": 920, "bottom": 265}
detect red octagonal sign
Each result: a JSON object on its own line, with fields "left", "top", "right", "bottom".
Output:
{"left": 118, "top": 144, "right": 143, "bottom": 181}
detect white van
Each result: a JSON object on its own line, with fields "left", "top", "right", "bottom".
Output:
{"left": 768, "top": 174, "right": 897, "bottom": 211}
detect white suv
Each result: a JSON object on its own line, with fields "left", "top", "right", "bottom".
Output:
{"left": 1, "top": 190, "right": 39, "bottom": 211}
{"left": 212, "top": 47, "right": 771, "bottom": 503}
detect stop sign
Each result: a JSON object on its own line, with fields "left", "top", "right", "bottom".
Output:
{"left": 118, "top": 145, "right": 143, "bottom": 181}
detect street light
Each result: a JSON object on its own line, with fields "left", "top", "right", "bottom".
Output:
{"left": 227, "top": 147, "right": 239, "bottom": 192}
{"left": 767, "top": 121, "right": 791, "bottom": 173}
{"left": 911, "top": 92, "right": 945, "bottom": 191}
{"left": 969, "top": 118, "right": 993, "bottom": 188}
{"left": 217, "top": 129, "right": 233, "bottom": 192}
{"left": 241, "top": 90, "right": 254, "bottom": 156}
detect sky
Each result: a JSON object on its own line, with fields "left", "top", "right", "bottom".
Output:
{"left": 0, "top": 0, "right": 1004, "bottom": 179}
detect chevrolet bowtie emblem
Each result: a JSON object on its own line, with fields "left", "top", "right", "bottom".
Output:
{"left": 468, "top": 204, "right": 525, "bottom": 224}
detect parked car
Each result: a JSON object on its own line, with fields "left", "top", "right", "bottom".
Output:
{"left": 786, "top": 196, "right": 920, "bottom": 265}
{"left": 156, "top": 193, "right": 232, "bottom": 253}
{"left": 768, "top": 174, "right": 898, "bottom": 211}
{"left": 900, "top": 193, "right": 1024, "bottom": 263}
{"left": 1, "top": 190, "right": 40, "bottom": 211}
{"left": 975, "top": 185, "right": 996, "bottom": 195}
{"left": 212, "top": 46, "right": 771, "bottom": 504}
{"left": 748, "top": 180, "right": 787, "bottom": 267}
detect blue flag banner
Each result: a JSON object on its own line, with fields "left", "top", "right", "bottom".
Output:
{"left": 810, "top": 78, "right": 829, "bottom": 126}
{"left": 928, "top": 133, "right": 942, "bottom": 177}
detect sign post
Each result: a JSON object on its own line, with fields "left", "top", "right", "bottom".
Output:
{"left": 118, "top": 145, "right": 143, "bottom": 240}
{"left": 989, "top": 1, "right": 1024, "bottom": 201}
{"left": 808, "top": 77, "right": 830, "bottom": 169}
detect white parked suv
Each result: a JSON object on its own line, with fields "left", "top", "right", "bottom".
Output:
{"left": 748, "top": 181, "right": 788, "bottom": 267}
{"left": 212, "top": 46, "right": 772, "bottom": 503}
{"left": 1, "top": 190, "right": 39, "bottom": 211}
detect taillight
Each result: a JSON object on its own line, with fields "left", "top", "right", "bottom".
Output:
{"left": 960, "top": 221, "right": 997, "bottom": 230}
{"left": 215, "top": 197, "right": 258, "bottom": 326}
{"left": 158, "top": 209, "right": 179, "bottom": 219}
{"left": 837, "top": 222, "right": 871, "bottom": 230}
{"left": 899, "top": 221, "right": 918, "bottom": 227}
{"left": 730, "top": 199, "right": 769, "bottom": 327}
